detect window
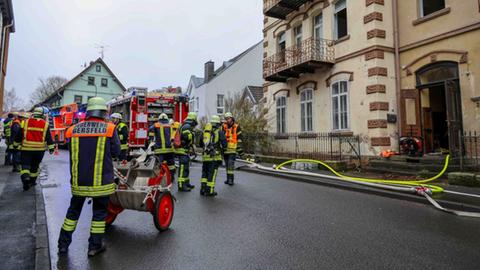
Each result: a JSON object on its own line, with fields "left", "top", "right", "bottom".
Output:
{"left": 74, "top": 95, "right": 83, "bottom": 104}
{"left": 419, "top": 0, "right": 445, "bottom": 17}
{"left": 300, "top": 89, "right": 313, "bottom": 132}
{"left": 101, "top": 78, "right": 108, "bottom": 87}
{"left": 190, "top": 99, "right": 196, "bottom": 112}
{"left": 216, "top": 94, "right": 224, "bottom": 114}
{"left": 314, "top": 14, "right": 323, "bottom": 41}
{"left": 96, "top": 65, "right": 101, "bottom": 72}
{"left": 294, "top": 25, "right": 302, "bottom": 46}
{"left": 276, "top": 96, "right": 287, "bottom": 134}
{"left": 278, "top": 32, "right": 286, "bottom": 63}
{"left": 334, "top": 0, "right": 348, "bottom": 39}
{"left": 331, "top": 81, "right": 349, "bottom": 130}
{"left": 87, "top": 76, "right": 95, "bottom": 85}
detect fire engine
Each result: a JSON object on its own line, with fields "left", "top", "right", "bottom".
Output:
{"left": 107, "top": 87, "right": 189, "bottom": 152}
{"left": 48, "top": 103, "right": 87, "bottom": 145}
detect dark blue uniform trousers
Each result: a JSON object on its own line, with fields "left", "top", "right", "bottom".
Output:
{"left": 58, "top": 196, "right": 109, "bottom": 250}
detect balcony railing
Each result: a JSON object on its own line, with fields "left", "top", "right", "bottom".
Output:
{"left": 264, "top": 0, "right": 312, "bottom": 20}
{"left": 263, "top": 37, "right": 335, "bottom": 82}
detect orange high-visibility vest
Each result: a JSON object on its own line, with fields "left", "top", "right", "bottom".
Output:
{"left": 22, "top": 118, "right": 49, "bottom": 151}
{"left": 223, "top": 123, "right": 238, "bottom": 152}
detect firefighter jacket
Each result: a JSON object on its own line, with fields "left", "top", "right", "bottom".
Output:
{"left": 65, "top": 118, "right": 121, "bottom": 197}
{"left": 116, "top": 121, "right": 129, "bottom": 151}
{"left": 177, "top": 119, "right": 196, "bottom": 155}
{"left": 148, "top": 121, "right": 173, "bottom": 154}
{"left": 222, "top": 122, "right": 243, "bottom": 155}
{"left": 14, "top": 117, "right": 54, "bottom": 152}
{"left": 200, "top": 124, "right": 227, "bottom": 161}
{"left": 10, "top": 119, "right": 22, "bottom": 150}
{"left": 3, "top": 117, "right": 12, "bottom": 144}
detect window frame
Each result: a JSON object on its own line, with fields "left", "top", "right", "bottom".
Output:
{"left": 331, "top": 80, "right": 350, "bottom": 131}
{"left": 314, "top": 13, "right": 323, "bottom": 41}
{"left": 74, "top": 95, "right": 83, "bottom": 104}
{"left": 419, "top": 0, "right": 446, "bottom": 17}
{"left": 101, "top": 78, "right": 108, "bottom": 87}
{"left": 216, "top": 94, "right": 225, "bottom": 114}
{"left": 334, "top": 0, "right": 348, "bottom": 40}
{"left": 277, "top": 31, "right": 286, "bottom": 52}
{"left": 300, "top": 89, "right": 313, "bottom": 132}
{"left": 293, "top": 24, "right": 303, "bottom": 46}
{"left": 87, "top": 76, "right": 95, "bottom": 85}
{"left": 276, "top": 95, "right": 287, "bottom": 134}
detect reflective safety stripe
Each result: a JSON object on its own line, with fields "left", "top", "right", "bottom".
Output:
{"left": 227, "top": 170, "right": 234, "bottom": 175}
{"left": 121, "top": 144, "right": 128, "bottom": 150}
{"left": 21, "top": 169, "right": 30, "bottom": 175}
{"left": 71, "top": 137, "right": 79, "bottom": 188}
{"left": 62, "top": 218, "right": 78, "bottom": 232}
{"left": 93, "top": 137, "right": 106, "bottom": 187}
{"left": 71, "top": 183, "right": 116, "bottom": 197}
{"left": 30, "top": 171, "right": 40, "bottom": 177}
{"left": 90, "top": 221, "right": 106, "bottom": 234}
{"left": 48, "top": 144, "right": 55, "bottom": 150}
{"left": 201, "top": 178, "right": 207, "bottom": 184}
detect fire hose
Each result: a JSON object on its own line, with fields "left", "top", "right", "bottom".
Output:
{"left": 239, "top": 155, "right": 480, "bottom": 218}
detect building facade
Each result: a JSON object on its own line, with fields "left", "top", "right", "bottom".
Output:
{"left": 262, "top": 0, "right": 480, "bottom": 156}
{"left": 186, "top": 41, "right": 263, "bottom": 121}
{"left": 42, "top": 58, "right": 127, "bottom": 107}
{"left": 0, "top": 0, "right": 14, "bottom": 114}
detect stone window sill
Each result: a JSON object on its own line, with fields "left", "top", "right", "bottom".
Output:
{"left": 412, "top": 7, "right": 451, "bottom": 26}
{"left": 329, "top": 130, "right": 354, "bottom": 137}
{"left": 334, "top": 34, "right": 350, "bottom": 45}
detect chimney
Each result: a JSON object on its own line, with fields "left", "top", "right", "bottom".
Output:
{"left": 204, "top": 61, "right": 214, "bottom": 83}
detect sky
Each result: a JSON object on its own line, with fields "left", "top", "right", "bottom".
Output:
{"left": 5, "top": 0, "right": 263, "bottom": 102}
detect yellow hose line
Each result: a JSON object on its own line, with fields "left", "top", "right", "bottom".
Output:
{"left": 274, "top": 155, "right": 450, "bottom": 194}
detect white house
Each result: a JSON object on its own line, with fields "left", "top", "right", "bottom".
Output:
{"left": 186, "top": 41, "right": 263, "bottom": 121}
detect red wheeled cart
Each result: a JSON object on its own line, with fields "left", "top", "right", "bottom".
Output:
{"left": 106, "top": 153, "right": 174, "bottom": 231}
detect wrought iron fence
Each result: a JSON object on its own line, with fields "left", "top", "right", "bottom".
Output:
{"left": 263, "top": 37, "right": 335, "bottom": 79}
{"left": 242, "top": 132, "right": 361, "bottom": 162}
{"left": 461, "top": 130, "right": 479, "bottom": 170}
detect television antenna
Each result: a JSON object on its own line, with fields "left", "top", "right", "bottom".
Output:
{"left": 95, "top": 44, "right": 110, "bottom": 59}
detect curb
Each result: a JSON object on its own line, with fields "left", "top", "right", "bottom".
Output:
{"left": 239, "top": 166, "right": 480, "bottom": 213}
{"left": 35, "top": 185, "right": 51, "bottom": 270}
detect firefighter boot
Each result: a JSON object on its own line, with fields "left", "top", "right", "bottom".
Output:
{"left": 205, "top": 186, "right": 217, "bottom": 197}
{"left": 21, "top": 174, "right": 31, "bottom": 191}
{"left": 200, "top": 183, "right": 207, "bottom": 196}
{"left": 88, "top": 243, "right": 107, "bottom": 257}
{"left": 178, "top": 181, "right": 191, "bottom": 192}
{"left": 186, "top": 183, "right": 195, "bottom": 189}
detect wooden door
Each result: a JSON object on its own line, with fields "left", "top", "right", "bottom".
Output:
{"left": 445, "top": 80, "right": 463, "bottom": 156}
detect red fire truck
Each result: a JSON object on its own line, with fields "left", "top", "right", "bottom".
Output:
{"left": 48, "top": 103, "right": 87, "bottom": 145}
{"left": 107, "top": 87, "right": 189, "bottom": 152}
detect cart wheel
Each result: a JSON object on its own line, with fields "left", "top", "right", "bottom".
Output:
{"left": 106, "top": 201, "right": 124, "bottom": 226}
{"left": 153, "top": 192, "right": 174, "bottom": 231}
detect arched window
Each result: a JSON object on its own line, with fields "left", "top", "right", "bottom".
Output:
{"left": 300, "top": 89, "right": 313, "bottom": 132}
{"left": 276, "top": 96, "right": 287, "bottom": 134}
{"left": 331, "top": 81, "right": 349, "bottom": 130}
{"left": 416, "top": 61, "right": 459, "bottom": 87}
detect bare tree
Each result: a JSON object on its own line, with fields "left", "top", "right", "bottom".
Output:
{"left": 29, "top": 76, "right": 68, "bottom": 106}
{"left": 3, "top": 87, "right": 25, "bottom": 113}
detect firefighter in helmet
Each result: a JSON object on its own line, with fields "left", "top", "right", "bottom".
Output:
{"left": 110, "top": 113, "right": 129, "bottom": 162}
{"left": 3, "top": 112, "right": 15, "bottom": 165}
{"left": 149, "top": 113, "right": 176, "bottom": 183}
{"left": 176, "top": 112, "right": 198, "bottom": 192}
{"left": 222, "top": 112, "right": 243, "bottom": 185}
{"left": 200, "top": 115, "right": 227, "bottom": 196}
{"left": 58, "top": 97, "right": 121, "bottom": 257}
{"left": 13, "top": 107, "right": 54, "bottom": 190}
{"left": 10, "top": 112, "right": 27, "bottom": 172}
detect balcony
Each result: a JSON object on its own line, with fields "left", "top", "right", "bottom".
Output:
{"left": 264, "top": 0, "right": 312, "bottom": 20}
{"left": 263, "top": 37, "right": 335, "bottom": 82}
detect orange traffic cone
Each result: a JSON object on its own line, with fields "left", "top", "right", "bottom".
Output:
{"left": 54, "top": 144, "right": 59, "bottom": 156}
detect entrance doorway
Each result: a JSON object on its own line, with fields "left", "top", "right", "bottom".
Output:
{"left": 415, "top": 61, "right": 463, "bottom": 156}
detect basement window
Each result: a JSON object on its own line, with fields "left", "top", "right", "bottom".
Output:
{"left": 420, "top": 0, "right": 445, "bottom": 17}
{"left": 334, "top": 0, "right": 348, "bottom": 40}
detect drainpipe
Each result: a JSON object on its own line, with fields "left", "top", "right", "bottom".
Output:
{"left": 393, "top": 0, "right": 402, "bottom": 151}
{"left": 0, "top": 22, "right": 14, "bottom": 74}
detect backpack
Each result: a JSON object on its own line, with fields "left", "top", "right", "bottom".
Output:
{"left": 173, "top": 128, "right": 182, "bottom": 148}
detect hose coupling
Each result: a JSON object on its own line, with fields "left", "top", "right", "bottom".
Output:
{"left": 415, "top": 186, "right": 432, "bottom": 196}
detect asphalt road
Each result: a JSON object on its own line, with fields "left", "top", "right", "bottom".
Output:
{"left": 42, "top": 150, "right": 480, "bottom": 270}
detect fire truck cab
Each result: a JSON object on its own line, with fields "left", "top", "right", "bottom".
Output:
{"left": 107, "top": 87, "right": 189, "bottom": 155}
{"left": 48, "top": 103, "right": 87, "bottom": 145}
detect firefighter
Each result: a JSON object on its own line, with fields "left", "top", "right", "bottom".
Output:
{"left": 222, "top": 112, "right": 244, "bottom": 186}
{"left": 57, "top": 97, "right": 120, "bottom": 257}
{"left": 149, "top": 113, "right": 176, "bottom": 183}
{"left": 177, "top": 112, "right": 198, "bottom": 192}
{"left": 10, "top": 112, "right": 25, "bottom": 172}
{"left": 200, "top": 115, "right": 227, "bottom": 196}
{"left": 110, "top": 113, "right": 129, "bottom": 162}
{"left": 14, "top": 107, "right": 54, "bottom": 190}
{"left": 3, "top": 112, "right": 14, "bottom": 165}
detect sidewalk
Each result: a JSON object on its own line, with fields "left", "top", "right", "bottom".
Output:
{"left": 0, "top": 145, "right": 50, "bottom": 270}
